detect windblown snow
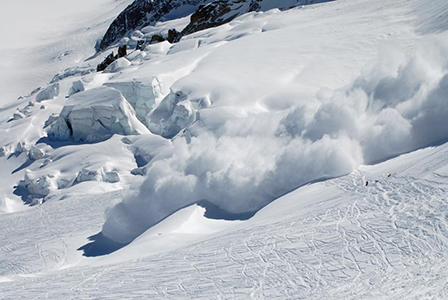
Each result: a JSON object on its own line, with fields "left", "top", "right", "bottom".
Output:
{"left": 0, "top": 0, "right": 448, "bottom": 298}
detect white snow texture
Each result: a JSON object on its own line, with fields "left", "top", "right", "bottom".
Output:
{"left": 103, "top": 33, "right": 448, "bottom": 243}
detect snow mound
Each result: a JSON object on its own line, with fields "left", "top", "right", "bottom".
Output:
{"left": 48, "top": 87, "right": 149, "bottom": 143}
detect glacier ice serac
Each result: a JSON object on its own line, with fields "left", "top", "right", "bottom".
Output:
{"left": 1, "top": 0, "right": 448, "bottom": 298}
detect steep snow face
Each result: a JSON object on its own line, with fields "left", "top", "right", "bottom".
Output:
{"left": 104, "top": 79, "right": 164, "bottom": 124}
{"left": 48, "top": 87, "right": 149, "bottom": 142}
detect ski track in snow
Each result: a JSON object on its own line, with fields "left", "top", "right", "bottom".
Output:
{"left": 1, "top": 144, "right": 448, "bottom": 299}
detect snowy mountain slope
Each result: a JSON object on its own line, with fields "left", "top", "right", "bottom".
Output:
{"left": 0, "top": 0, "right": 133, "bottom": 105}
{"left": 0, "top": 0, "right": 448, "bottom": 298}
{"left": 2, "top": 123, "right": 448, "bottom": 299}
{"left": 101, "top": 0, "right": 448, "bottom": 244}
{"left": 97, "top": 0, "right": 211, "bottom": 50}
{"left": 98, "top": 0, "right": 330, "bottom": 50}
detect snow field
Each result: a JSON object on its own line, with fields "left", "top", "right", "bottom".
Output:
{"left": 0, "top": 0, "right": 447, "bottom": 298}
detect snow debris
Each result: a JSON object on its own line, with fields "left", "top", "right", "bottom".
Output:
{"left": 14, "top": 142, "right": 26, "bottom": 154}
{"left": 76, "top": 167, "right": 121, "bottom": 184}
{"left": 40, "top": 158, "right": 52, "bottom": 168}
{"left": 104, "top": 79, "right": 163, "bottom": 124}
{"left": 48, "top": 87, "right": 149, "bottom": 142}
{"left": 28, "top": 146, "right": 45, "bottom": 161}
{"left": 35, "top": 83, "right": 60, "bottom": 102}
{"left": 75, "top": 168, "right": 103, "bottom": 183}
{"left": 104, "top": 57, "right": 131, "bottom": 73}
{"left": 50, "top": 66, "right": 94, "bottom": 84}
{"left": 105, "top": 171, "right": 120, "bottom": 183}
{"left": 103, "top": 32, "right": 448, "bottom": 244}
{"left": 19, "top": 171, "right": 58, "bottom": 198}
{"left": 131, "top": 30, "right": 144, "bottom": 39}
{"left": 12, "top": 110, "right": 25, "bottom": 120}
{"left": 126, "top": 50, "right": 147, "bottom": 64}
{"left": 147, "top": 91, "right": 197, "bottom": 138}
{"left": 44, "top": 114, "right": 59, "bottom": 128}
{"left": 68, "top": 80, "right": 85, "bottom": 96}
{"left": 131, "top": 167, "right": 146, "bottom": 176}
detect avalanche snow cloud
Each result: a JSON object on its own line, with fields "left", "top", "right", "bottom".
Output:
{"left": 103, "top": 32, "right": 448, "bottom": 244}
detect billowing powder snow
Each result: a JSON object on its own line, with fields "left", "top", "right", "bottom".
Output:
{"left": 102, "top": 32, "right": 448, "bottom": 243}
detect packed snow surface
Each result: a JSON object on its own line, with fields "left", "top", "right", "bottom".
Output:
{"left": 0, "top": 0, "right": 448, "bottom": 298}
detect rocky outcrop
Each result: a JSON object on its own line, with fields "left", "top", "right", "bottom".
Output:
{"left": 99, "top": 0, "right": 329, "bottom": 52}
{"left": 98, "top": 0, "right": 210, "bottom": 51}
{"left": 97, "top": 45, "right": 128, "bottom": 72}
{"left": 180, "top": 0, "right": 326, "bottom": 38}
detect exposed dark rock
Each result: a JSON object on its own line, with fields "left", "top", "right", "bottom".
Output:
{"left": 97, "top": 52, "right": 117, "bottom": 72}
{"left": 150, "top": 34, "right": 166, "bottom": 44}
{"left": 118, "top": 45, "right": 127, "bottom": 58}
{"left": 98, "top": 0, "right": 210, "bottom": 51}
{"left": 167, "top": 29, "right": 181, "bottom": 43}
{"left": 136, "top": 40, "right": 146, "bottom": 50}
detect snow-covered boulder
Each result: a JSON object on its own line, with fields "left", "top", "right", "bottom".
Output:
{"left": 68, "top": 80, "right": 85, "bottom": 96}
{"left": 35, "top": 83, "right": 59, "bottom": 102}
{"left": 28, "top": 146, "right": 45, "bottom": 161}
{"left": 104, "top": 79, "right": 162, "bottom": 124}
{"left": 48, "top": 87, "right": 149, "bottom": 143}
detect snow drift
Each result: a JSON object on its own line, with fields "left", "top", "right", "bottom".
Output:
{"left": 102, "top": 33, "right": 448, "bottom": 244}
